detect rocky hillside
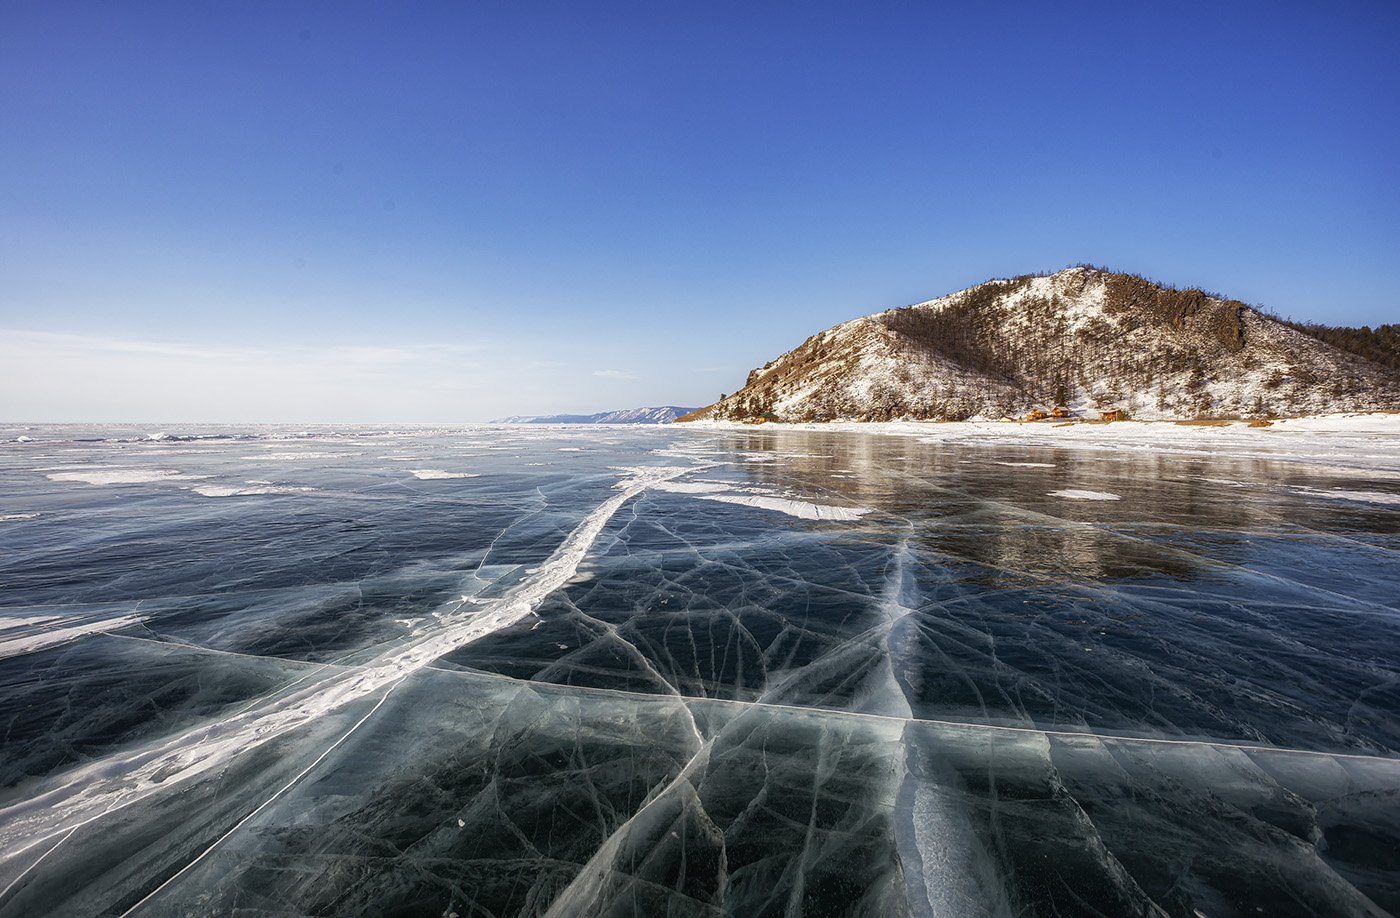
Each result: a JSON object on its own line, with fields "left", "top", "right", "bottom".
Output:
{"left": 497, "top": 406, "right": 697, "bottom": 424}
{"left": 679, "top": 267, "right": 1400, "bottom": 422}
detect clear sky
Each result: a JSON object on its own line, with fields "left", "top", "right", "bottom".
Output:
{"left": 2, "top": 1, "right": 1397, "bottom": 423}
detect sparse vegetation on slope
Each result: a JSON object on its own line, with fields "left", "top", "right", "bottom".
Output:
{"left": 681, "top": 267, "right": 1400, "bottom": 424}
{"left": 1280, "top": 321, "right": 1400, "bottom": 373}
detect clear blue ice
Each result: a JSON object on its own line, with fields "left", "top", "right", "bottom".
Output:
{"left": 1, "top": 424, "right": 1398, "bottom": 916}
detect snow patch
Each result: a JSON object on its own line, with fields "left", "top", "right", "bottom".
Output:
{"left": 652, "top": 479, "right": 871, "bottom": 520}
{"left": 46, "top": 469, "right": 188, "bottom": 485}
{"left": 186, "top": 484, "right": 317, "bottom": 497}
{"left": 702, "top": 493, "right": 872, "bottom": 520}
{"left": 1050, "top": 489, "right": 1122, "bottom": 501}
{"left": 650, "top": 480, "right": 732, "bottom": 494}
{"left": 409, "top": 469, "right": 480, "bottom": 480}
{"left": 0, "top": 614, "right": 146, "bottom": 659}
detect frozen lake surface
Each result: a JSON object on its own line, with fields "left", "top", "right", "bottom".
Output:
{"left": 2, "top": 423, "right": 1399, "bottom": 916}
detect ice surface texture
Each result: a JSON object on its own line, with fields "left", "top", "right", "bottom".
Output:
{"left": 1, "top": 423, "right": 1399, "bottom": 916}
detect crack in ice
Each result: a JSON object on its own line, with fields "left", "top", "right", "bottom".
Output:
{"left": 0, "top": 465, "right": 701, "bottom": 891}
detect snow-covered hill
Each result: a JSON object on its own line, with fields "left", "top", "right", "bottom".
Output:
{"left": 497, "top": 406, "right": 697, "bottom": 425}
{"left": 680, "top": 267, "right": 1400, "bottom": 422}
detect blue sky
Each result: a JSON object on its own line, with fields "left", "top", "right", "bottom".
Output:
{"left": 2, "top": 1, "right": 1397, "bottom": 422}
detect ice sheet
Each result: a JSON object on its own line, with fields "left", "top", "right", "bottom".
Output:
{"left": 1, "top": 422, "right": 1398, "bottom": 916}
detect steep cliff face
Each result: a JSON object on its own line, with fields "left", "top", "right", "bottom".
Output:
{"left": 680, "top": 267, "right": 1400, "bottom": 422}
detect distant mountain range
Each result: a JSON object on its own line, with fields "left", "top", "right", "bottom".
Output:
{"left": 496, "top": 406, "right": 698, "bottom": 425}
{"left": 679, "top": 266, "right": 1400, "bottom": 423}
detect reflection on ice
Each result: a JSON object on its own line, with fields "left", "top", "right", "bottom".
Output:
{"left": 1, "top": 423, "right": 1398, "bottom": 916}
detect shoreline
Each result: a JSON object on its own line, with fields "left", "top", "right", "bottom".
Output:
{"left": 674, "top": 412, "right": 1400, "bottom": 474}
